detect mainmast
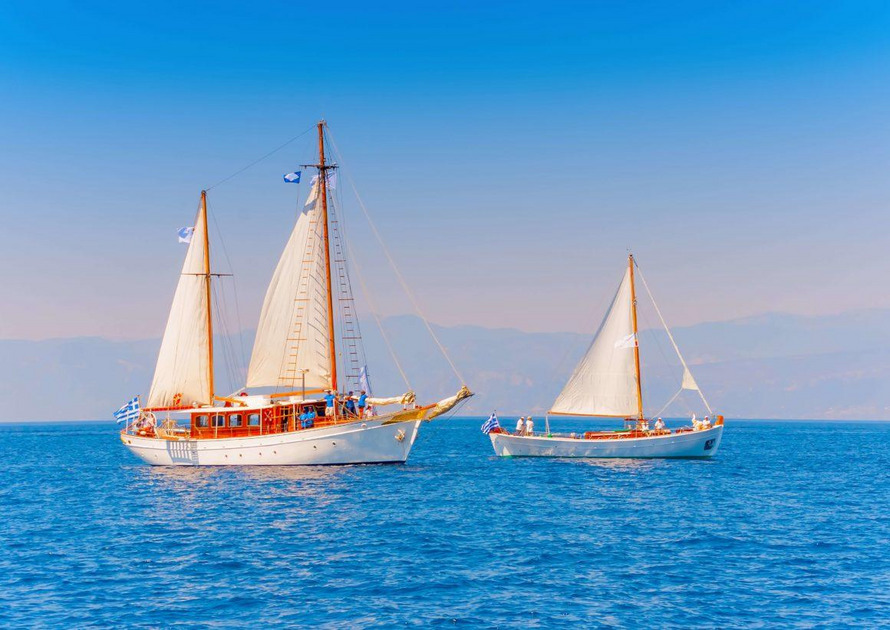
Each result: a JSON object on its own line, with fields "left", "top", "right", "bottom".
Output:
{"left": 316, "top": 121, "right": 339, "bottom": 392}
{"left": 201, "top": 190, "right": 215, "bottom": 404}
{"left": 628, "top": 253, "right": 643, "bottom": 419}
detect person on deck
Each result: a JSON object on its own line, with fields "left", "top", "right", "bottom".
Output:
{"left": 358, "top": 390, "right": 368, "bottom": 416}
{"left": 324, "top": 390, "right": 336, "bottom": 418}
{"left": 526, "top": 417, "right": 535, "bottom": 436}
{"left": 345, "top": 392, "right": 357, "bottom": 417}
{"left": 298, "top": 408, "right": 308, "bottom": 427}
{"left": 702, "top": 416, "right": 711, "bottom": 429}
{"left": 303, "top": 406, "right": 316, "bottom": 429}
{"left": 515, "top": 416, "right": 525, "bottom": 436}
{"left": 654, "top": 417, "right": 666, "bottom": 432}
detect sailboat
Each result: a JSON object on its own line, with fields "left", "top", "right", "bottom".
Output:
{"left": 488, "top": 254, "right": 723, "bottom": 459}
{"left": 121, "top": 121, "right": 471, "bottom": 466}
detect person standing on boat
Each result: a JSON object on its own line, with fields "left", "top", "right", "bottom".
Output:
{"left": 654, "top": 417, "right": 666, "bottom": 432}
{"left": 515, "top": 416, "right": 525, "bottom": 435}
{"left": 324, "top": 390, "right": 336, "bottom": 418}
{"left": 526, "top": 416, "right": 535, "bottom": 436}
{"left": 358, "top": 390, "right": 368, "bottom": 416}
{"left": 303, "top": 406, "right": 316, "bottom": 428}
{"left": 299, "top": 407, "right": 308, "bottom": 427}
{"left": 345, "top": 392, "right": 357, "bottom": 417}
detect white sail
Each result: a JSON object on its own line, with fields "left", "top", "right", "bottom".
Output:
{"left": 550, "top": 268, "right": 639, "bottom": 417}
{"left": 147, "top": 203, "right": 211, "bottom": 408}
{"left": 246, "top": 181, "right": 333, "bottom": 390}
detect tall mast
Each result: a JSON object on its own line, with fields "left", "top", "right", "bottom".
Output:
{"left": 628, "top": 254, "right": 643, "bottom": 419}
{"left": 201, "top": 190, "right": 214, "bottom": 404}
{"left": 317, "top": 121, "right": 339, "bottom": 392}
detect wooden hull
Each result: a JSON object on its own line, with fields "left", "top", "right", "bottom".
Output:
{"left": 489, "top": 424, "right": 723, "bottom": 459}
{"left": 121, "top": 416, "right": 422, "bottom": 466}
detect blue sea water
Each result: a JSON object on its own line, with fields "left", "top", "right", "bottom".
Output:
{"left": 1, "top": 418, "right": 888, "bottom": 628}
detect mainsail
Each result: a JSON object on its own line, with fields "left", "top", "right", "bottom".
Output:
{"left": 246, "top": 180, "right": 333, "bottom": 390}
{"left": 550, "top": 268, "right": 640, "bottom": 417}
{"left": 147, "top": 200, "right": 211, "bottom": 408}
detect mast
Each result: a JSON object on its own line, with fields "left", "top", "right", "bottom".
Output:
{"left": 317, "top": 121, "right": 339, "bottom": 392}
{"left": 201, "top": 190, "right": 214, "bottom": 404}
{"left": 628, "top": 254, "right": 643, "bottom": 419}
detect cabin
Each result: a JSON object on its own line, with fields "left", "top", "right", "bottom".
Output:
{"left": 188, "top": 399, "right": 339, "bottom": 439}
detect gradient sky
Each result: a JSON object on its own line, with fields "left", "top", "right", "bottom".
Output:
{"left": 1, "top": 1, "right": 889, "bottom": 340}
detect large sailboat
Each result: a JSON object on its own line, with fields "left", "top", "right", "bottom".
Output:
{"left": 121, "top": 122, "right": 471, "bottom": 466}
{"left": 489, "top": 254, "right": 723, "bottom": 459}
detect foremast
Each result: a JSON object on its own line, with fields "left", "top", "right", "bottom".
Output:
{"left": 628, "top": 253, "right": 643, "bottom": 420}
{"left": 201, "top": 190, "right": 215, "bottom": 405}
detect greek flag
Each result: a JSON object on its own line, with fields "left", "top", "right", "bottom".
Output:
{"left": 177, "top": 226, "right": 195, "bottom": 243}
{"left": 359, "top": 365, "right": 372, "bottom": 396}
{"left": 114, "top": 397, "right": 141, "bottom": 424}
{"left": 481, "top": 412, "right": 500, "bottom": 434}
{"left": 284, "top": 171, "right": 301, "bottom": 183}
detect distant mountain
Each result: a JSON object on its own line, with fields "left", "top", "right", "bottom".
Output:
{"left": 1, "top": 309, "right": 888, "bottom": 421}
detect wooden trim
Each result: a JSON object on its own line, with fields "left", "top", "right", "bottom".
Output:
{"left": 269, "top": 388, "right": 327, "bottom": 399}
{"left": 317, "top": 121, "right": 339, "bottom": 392}
{"left": 547, "top": 410, "right": 630, "bottom": 418}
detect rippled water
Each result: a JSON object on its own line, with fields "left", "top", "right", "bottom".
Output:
{"left": 1, "top": 419, "right": 888, "bottom": 627}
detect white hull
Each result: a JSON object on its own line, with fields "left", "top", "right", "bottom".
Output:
{"left": 490, "top": 425, "right": 724, "bottom": 459}
{"left": 121, "top": 417, "right": 422, "bottom": 466}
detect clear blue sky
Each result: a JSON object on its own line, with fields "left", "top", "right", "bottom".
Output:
{"left": 1, "top": 1, "right": 889, "bottom": 339}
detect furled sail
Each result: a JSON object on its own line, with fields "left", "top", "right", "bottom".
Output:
{"left": 550, "top": 268, "right": 639, "bottom": 417}
{"left": 147, "top": 203, "right": 211, "bottom": 408}
{"left": 246, "top": 181, "right": 333, "bottom": 390}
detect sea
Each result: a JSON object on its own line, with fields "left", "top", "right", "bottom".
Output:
{"left": 1, "top": 418, "right": 888, "bottom": 628}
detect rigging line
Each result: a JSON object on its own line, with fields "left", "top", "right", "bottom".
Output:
{"left": 344, "top": 234, "right": 413, "bottom": 391}
{"left": 207, "top": 201, "right": 248, "bottom": 377}
{"left": 205, "top": 125, "right": 315, "bottom": 191}
{"left": 635, "top": 264, "right": 713, "bottom": 415}
{"left": 324, "top": 126, "right": 467, "bottom": 387}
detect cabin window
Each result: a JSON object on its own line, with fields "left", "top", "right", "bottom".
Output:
{"left": 195, "top": 415, "right": 209, "bottom": 428}
{"left": 212, "top": 414, "right": 225, "bottom": 428}
{"left": 229, "top": 414, "right": 243, "bottom": 428}
{"left": 248, "top": 413, "right": 261, "bottom": 427}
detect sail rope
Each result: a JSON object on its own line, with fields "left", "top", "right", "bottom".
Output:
{"left": 324, "top": 127, "right": 467, "bottom": 387}
{"left": 204, "top": 125, "right": 315, "bottom": 191}
{"left": 635, "top": 264, "right": 713, "bottom": 415}
{"left": 343, "top": 236, "right": 413, "bottom": 390}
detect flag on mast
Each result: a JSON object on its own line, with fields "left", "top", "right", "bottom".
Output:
{"left": 283, "top": 171, "right": 302, "bottom": 183}
{"left": 481, "top": 412, "right": 500, "bottom": 434}
{"left": 177, "top": 227, "right": 195, "bottom": 243}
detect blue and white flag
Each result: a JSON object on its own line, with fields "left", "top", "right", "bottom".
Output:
{"left": 481, "top": 411, "right": 500, "bottom": 434}
{"left": 284, "top": 171, "right": 302, "bottom": 183}
{"left": 359, "top": 365, "right": 372, "bottom": 396}
{"left": 114, "top": 397, "right": 141, "bottom": 424}
{"left": 177, "top": 226, "right": 195, "bottom": 244}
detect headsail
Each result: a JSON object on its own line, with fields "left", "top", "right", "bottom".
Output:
{"left": 147, "top": 200, "right": 211, "bottom": 408}
{"left": 550, "top": 268, "right": 640, "bottom": 417}
{"left": 246, "top": 179, "right": 333, "bottom": 390}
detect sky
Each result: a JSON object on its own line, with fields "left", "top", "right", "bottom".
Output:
{"left": 1, "top": 0, "right": 889, "bottom": 340}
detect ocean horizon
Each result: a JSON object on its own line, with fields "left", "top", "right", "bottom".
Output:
{"left": 2, "top": 417, "right": 887, "bottom": 627}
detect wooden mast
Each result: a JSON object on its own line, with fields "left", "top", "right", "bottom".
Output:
{"left": 201, "top": 190, "right": 214, "bottom": 404}
{"left": 317, "top": 121, "right": 339, "bottom": 393}
{"left": 628, "top": 253, "right": 643, "bottom": 419}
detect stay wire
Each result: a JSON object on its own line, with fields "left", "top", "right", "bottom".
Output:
{"left": 205, "top": 125, "right": 315, "bottom": 191}
{"left": 324, "top": 126, "right": 467, "bottom": 387}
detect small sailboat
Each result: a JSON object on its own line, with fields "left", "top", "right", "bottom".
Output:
{"left": 121, "top": 121, "right": 471, "bottom": 466}
{"left": 488, "top": 254, "right": 723, "bottom": 459}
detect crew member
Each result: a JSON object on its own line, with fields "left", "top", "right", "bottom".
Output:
{"left": 526, "top": 416, "right": 535, "bottom": 436}
{"left": 345, "top": 392, "right": 357, "bottom": 417}
{"left": 515, "top": 416, "right": 525, "bottom": 435}
{"left": 358, "top": 390, "right": 368, "bottom": 416}
{"left": 324, "top": 390, "right": 336, "bottom": 418}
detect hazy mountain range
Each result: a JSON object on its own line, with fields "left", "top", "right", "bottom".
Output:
{"left": 1, "top": 309, "right": 888, "bottom": 422}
